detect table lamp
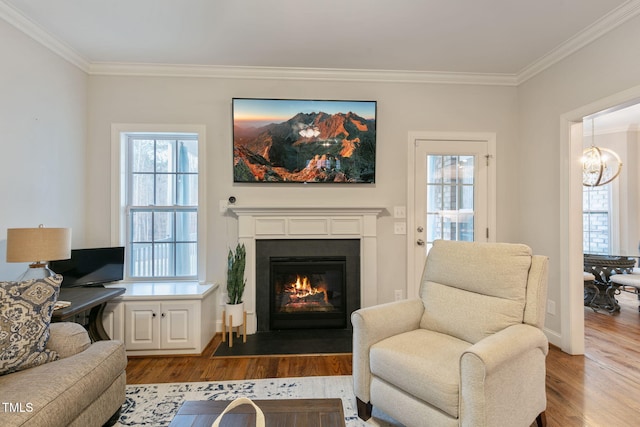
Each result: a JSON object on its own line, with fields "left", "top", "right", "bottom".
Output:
{"left": 6, "top": 225, "right": 72, "bottom": 281}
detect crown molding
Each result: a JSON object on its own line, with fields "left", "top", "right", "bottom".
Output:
{"left": 0, "top": 0, "right": 90, "bottom": 72}
{"left": 3, "top": 0, "right": 639, "bottom": 87}
{"left": 87, "top": 62, "right": 519, "bottom": 86}
{"left": 517, "top": 0, "right": 640, "bottom": 84}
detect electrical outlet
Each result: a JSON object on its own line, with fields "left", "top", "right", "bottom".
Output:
{"left": 394, "top": 222, "right": 406, "bottom": 234}
{"left": 394, "top": 290, "right": 403, "bottom": 301}
{"left": 547, "top": 299, "right": 556, "bottom": 315}
{"left": 393, "top": 206, "right": 406, "bottom": 218}
{"left": 219, "top": 200, "right": 228, "bottom": 213}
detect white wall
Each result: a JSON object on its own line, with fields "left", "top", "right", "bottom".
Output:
{"left": 8, "top": 8, "right": 639, "bottom": 344}
{"left": 518, "top": 14, "right": 640, "bottom": 342}
{"left": 86, "top": 76, "right": 520, "bottom": 304}
{"left": 0, "top": 19, "right": 88, "bottom": 279}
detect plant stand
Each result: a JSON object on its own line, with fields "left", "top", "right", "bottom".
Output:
{"left": 221, "top": 309, "right": 247, "bottom": 347}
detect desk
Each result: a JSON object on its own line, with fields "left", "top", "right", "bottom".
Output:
{"left": 584, "top": 254, "right": 635, "bottom": 313}
{"left": 52, "top": 287, "right": 126, "bottom": 341}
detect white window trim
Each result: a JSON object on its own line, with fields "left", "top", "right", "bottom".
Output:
{"left": 110, "top": 123, "right": 207, "bottom": 282}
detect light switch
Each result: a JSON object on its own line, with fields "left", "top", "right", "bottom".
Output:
{"left": 393, "top": 206, "right": 406, "bottom": 218}
{"left": 394, "top": 222, "right": 407, "bottom": 234}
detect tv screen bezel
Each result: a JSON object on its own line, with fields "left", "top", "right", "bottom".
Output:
{"left": 49, "top": 246, "right": 125, "bottom": 288}
{"left": 232, "top": 98, "right": 377, "bottom": 184}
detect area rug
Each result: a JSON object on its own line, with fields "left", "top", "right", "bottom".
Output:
{"left": 116, "top": 375, "right": 402, "bottom": 426}
{"left": 212, "top": 329, "right": 352, "bottom": 357}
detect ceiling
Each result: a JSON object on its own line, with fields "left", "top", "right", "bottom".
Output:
{"left": 2, "top": 0, "right": 639, "bottom": 129}
{"left": 1, "top": 0, "right": 638, "bottom": 78}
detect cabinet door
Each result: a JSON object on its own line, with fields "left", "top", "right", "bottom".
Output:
{"left": 103, "top": 301, "right": 124, "bottom": 342}
{"left": 161, "top": 301, "right": 196, "bottom": 350}
{"left": 124, "top": 302, "right": 161, "bottom": 350}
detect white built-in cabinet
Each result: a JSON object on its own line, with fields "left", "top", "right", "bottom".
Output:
{"left": 103, "top": 282, "right": 218, "bottom": 356}
{"left": 103, "top": 301, "right": 124, "bottom": 342}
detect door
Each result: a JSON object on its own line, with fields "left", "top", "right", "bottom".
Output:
{"left": 124, "top": 301, "right": 161, "bottom": 350}
{"left": 161, "top": 301, "right": 196, "bottom": 350}
{"left": 103, "top": 301, "right": 124, "bottom": 342}
{"left": 408, "top": 133, "right": 496, "bottom": 298}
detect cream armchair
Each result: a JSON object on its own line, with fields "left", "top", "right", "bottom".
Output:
{"left": 352, "top": 240, "right": 549, "bottom": 427}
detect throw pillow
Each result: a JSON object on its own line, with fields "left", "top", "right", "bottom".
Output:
{"left": 0, "top": 274, "right": 62, "bottom": 375}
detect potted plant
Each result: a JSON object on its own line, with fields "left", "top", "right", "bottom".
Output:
{"left": 225, "top": 243, "right": 246, "bottom": 327}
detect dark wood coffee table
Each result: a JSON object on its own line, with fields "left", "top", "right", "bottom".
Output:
{"left": 168, "top": 398, "right": 345, "bottom": 427}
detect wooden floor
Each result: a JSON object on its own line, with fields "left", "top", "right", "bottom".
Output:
{"left": 126, "top": 290, "right": 640, "bottom": 426}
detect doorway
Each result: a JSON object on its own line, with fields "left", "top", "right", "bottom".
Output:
{"left": 562, "top": 94, "right": 640, "bottom": 355}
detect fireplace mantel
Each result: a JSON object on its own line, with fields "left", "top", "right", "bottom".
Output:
{"left": 228, "top": 205, "right": 385, "bottom": 334}
{"left": 229, "top": 205, "right": 385, "bottom": 216}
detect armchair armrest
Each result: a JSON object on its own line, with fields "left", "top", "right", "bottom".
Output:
{"left": 460, "top": 324, "right": 549, "bottom": 427}
{"left": 351, "top": 298, "right": 424, "bottom": 402}
{"left": 463, "top": 323, "right": 548, "bottom": 372}
{"left": 46, "top": 322, "right": 91, "bottom": 359}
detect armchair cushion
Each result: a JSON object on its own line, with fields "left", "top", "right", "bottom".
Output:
{"left": 371, "top": 329, "right": 472, "bottom": 418}
{"left": 0, "top": 275, "right": 62, "bottom": 375}
{"left": 420, "top": 241, "right": 532, "bottom": 343}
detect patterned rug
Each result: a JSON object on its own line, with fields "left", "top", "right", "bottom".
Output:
{"left": 116, "top": 375, "right": 402, "bottom": 426}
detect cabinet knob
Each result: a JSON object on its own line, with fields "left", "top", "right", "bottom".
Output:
{"left": 152, "top": 312, "right": 156, "bottom": 317}
{"left": 161, "top": 313, "right": 166, "bottom": 318}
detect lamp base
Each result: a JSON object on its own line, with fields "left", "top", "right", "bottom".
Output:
{"left": 16, "top": 263, "right": 56, "bottom": 281}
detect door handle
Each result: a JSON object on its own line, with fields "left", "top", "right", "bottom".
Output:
{"left": 417, "top": 239, "right": 425, "bottom": 246}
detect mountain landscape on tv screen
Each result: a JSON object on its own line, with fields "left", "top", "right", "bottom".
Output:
{"left": 233, "top": 111, "right": 376, "bottom": 183}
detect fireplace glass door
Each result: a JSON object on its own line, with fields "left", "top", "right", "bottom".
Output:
{"left": 270, "top": 257, "right": 346, "bottom": 330}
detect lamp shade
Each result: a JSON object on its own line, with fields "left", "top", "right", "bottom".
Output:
{"left": 6, "top": 226, "right": 72, "bottom": 263}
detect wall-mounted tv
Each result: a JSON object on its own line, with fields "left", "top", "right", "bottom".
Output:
{"left": 49, "top": 247, "right": 125, "bottom": 287}
{"left": 232, "top": 98, "right": 376, "bottom": 183}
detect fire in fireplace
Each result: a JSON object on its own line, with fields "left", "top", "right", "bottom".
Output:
{"left": 270, "top": 257, "right": 346, "bottom": 330}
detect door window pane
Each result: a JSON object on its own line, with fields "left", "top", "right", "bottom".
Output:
{"left": 426, "top": 154, "right": 476, "bottom": 246}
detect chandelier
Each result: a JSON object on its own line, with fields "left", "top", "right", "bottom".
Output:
{"left": 582, "top": 119, "right": 623, "bottom": 187}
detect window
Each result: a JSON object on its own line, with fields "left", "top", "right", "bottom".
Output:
{"left": 127, "top": 134, "right": 198, "bottom": 279}
{"left": 583, "top": 185, "right": 611, "bottom": 255}
{"left": 112, "top": 125, "right": 205, "bottom": 281}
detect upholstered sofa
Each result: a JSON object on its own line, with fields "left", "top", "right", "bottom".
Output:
{"left": 0, "top": 322, "right": 127, "bottom": 427}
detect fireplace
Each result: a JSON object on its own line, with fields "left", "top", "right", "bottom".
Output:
{"left": 270, "top": 256, "right": 347, "bottom": 330}
{"left": 228, "top": 204, "right": 382, "bottom": 334}
{"left": 256, "top": 239, "right": 360, "bottom": 332}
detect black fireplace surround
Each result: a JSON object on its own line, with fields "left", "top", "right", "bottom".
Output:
{"left": 256, "top": 239, "right": 360, "bottom": 332}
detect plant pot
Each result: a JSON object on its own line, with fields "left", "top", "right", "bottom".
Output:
{"left": 225, "top": 302, "right": 245, "bottom": 327}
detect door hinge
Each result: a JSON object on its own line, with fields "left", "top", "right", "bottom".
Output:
{"left": 486, "top": 228, "right": 489, "bottom": 239}
{"left": 485, "top": 154, "right": 493, "bottom": 166}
